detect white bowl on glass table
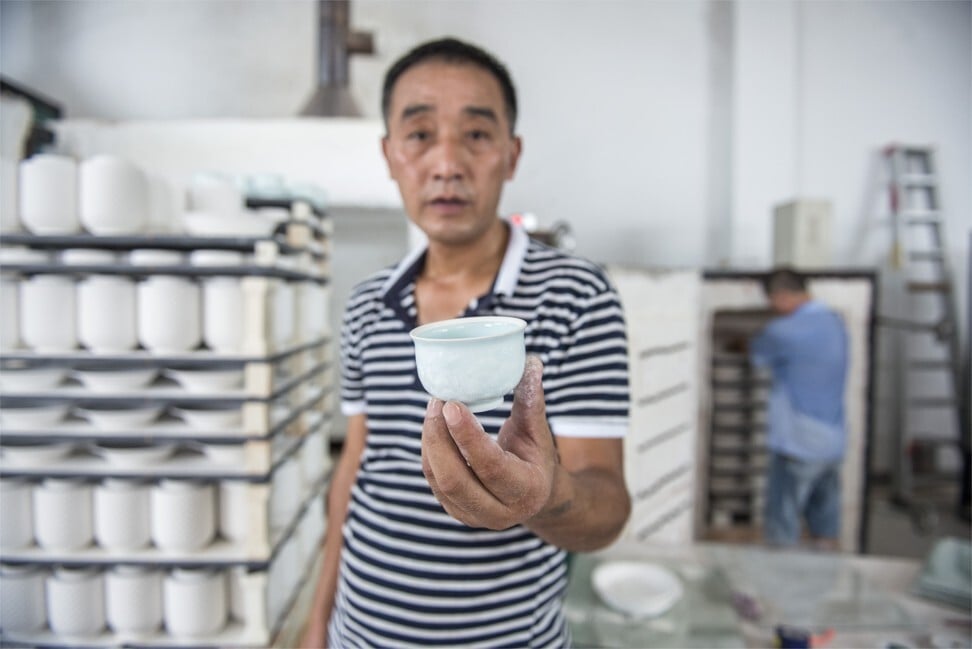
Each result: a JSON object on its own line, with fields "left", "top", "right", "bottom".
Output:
{"left": 591, "top": 561, "right": 684, "bottom": 619}
{"left": 409, "top": 316, "right": 527, "bottom": 413}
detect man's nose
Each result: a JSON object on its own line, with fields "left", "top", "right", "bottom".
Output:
{"left": 430, "top": 135, "right": 466, "bottom": 181}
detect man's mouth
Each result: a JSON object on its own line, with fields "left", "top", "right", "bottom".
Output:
{"left": 428, "top": 196, "right": 468, "bottom": 207}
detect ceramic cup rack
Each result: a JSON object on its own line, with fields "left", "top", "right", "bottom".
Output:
{"left": 706, "top": 352, "right": 770, "bottom": 530}
{"left": 0, "top": 206, "right": 334, "bottom": 647}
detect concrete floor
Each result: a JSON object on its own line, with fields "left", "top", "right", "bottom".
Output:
{"left": 864, "top": 482, "right": 971, "bottom": 560}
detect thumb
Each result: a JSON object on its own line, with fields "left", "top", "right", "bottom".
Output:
{"left": 510, "top": 355, "right": 547, "bottom": 427}
{"left": 513, "top": 354, "right": 544, "bottom": 411}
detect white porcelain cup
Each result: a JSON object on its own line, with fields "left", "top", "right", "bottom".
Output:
{"left": 20, "top": 275, "right": 77, "bottom": 352}
{"left": 79, "top": 155, "right": 148, "bottom": 235}
{"left": 0, "top": 565, "right": 47, "bottom": 632}
{"left": 0, "top": 478, "right": 34, "bottom": 550}
{"left": 163, "top": 568, "right": 227, "bottom": 637}
{"left": 47, "top": 568, "right": 105, "bottom": 636}
{"left": 0, "top": 276, "right": 20, "bottom": 350}
{"left": 219, "top": 480, "right": 250, "bottom": 544}
{"left": 150, "top": 480, "right": 215, "bottom": 552}
{"left": 201, "top": 277, "right": 244, "bottom": 353}
{"left": 78, "top": 275, "right": 138, "bottom": 352}
{"left": 105, "top": 566, "right": 162, "bottom": 635}
{"left": 94, "top": 479, "right": 151, "bottom": 551}
{"left": 19, "top": 154, "right": 80, "bottom": 234}
{"left": 34, "top": 479, "right": 93, "bottom": 551}
{"left": 137, "top": 276, "right": 201, "bottom": 353}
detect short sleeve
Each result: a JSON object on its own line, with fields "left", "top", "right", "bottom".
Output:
{"left": 543, "top": 272, "right": 630, "bottom": 438}
{"left": 339, "top": 298, "right": 366, "bottom": 417}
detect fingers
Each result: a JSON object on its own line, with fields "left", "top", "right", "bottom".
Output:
{"left": 442, "top": 399, "right": 547, "bottom": 507}
{"left": 422, "top": 399, "right": 507, "bottom": 527}
{"left": 423, "top": 397, "right": 551, "bottom": 527}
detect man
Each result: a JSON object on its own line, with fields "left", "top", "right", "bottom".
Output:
{"left": 301, "top": 38, "right": 630, "bottom": 648}
{"left": 750, "top": 268, "right": 849, "bottom": 550}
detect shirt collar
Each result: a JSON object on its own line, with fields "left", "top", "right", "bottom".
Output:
{"left": 379, "top": 218, "right": 530, "bottom": 301}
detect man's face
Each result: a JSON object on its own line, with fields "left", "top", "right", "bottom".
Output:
{"left": 382, "top": 61, "right": 522, "bottom": 246}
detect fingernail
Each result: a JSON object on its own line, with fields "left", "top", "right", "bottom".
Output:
{"left": 426, "top": 398, "right": 441, "bottom": 418}
{"left": 443, "top": 401, "right": 461, "bottom": 426}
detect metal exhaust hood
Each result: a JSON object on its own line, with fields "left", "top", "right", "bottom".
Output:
{"left": 300, "top": 0, "right": 374, "bottom": 117}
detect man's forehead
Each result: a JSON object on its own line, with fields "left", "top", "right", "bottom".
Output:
{"left": 389, "top": 62, "right": 506, "bottom": 119}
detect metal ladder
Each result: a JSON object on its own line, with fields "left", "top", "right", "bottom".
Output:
{"left": 881, "top": 143, "right": 968, "bottom": 530}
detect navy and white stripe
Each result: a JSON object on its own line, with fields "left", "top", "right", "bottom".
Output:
{"left": 330, "top": 223, "right": 629, "bottom": 648}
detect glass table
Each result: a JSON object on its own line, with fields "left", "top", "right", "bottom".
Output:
{"left": 565, "top": 541, "right": 971, "bottom": 648}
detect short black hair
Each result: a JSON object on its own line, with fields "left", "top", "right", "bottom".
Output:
{"left": 763, "top": 267, "right": 808, "bottom": 295}
{"left": 381, "top": 37, "right": 518, "bottom": 135}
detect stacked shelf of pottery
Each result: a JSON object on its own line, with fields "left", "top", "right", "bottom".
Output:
{"left": 0, "top": 153, "right": 334, "bottom": 647}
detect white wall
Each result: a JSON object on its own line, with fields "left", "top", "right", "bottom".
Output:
{"left": 3, "top": 1, "right": 968, "bottom": 267}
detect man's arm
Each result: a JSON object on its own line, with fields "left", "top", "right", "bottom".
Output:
{"left": 422, "top": 356, "right": 630, "bottom": 551}
{"left": 299, "top": 414, "right": 367, "bottom": 649}
{"left": 526, "top": 436, "right": 628, "bottom": 551}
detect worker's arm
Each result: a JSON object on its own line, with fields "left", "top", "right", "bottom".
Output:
{"left": 299, "top": 414, "right": 367, "bottom": 649}
{"left": 422, "top": 356, "right": 630, "bottom": 552}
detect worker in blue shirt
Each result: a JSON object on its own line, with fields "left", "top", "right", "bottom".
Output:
{"left": 750, "top": 268, "right": 849, "bottom": 550}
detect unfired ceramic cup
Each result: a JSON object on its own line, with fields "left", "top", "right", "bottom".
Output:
{"left": 94, "top": 479, "right": 151, "bottom": 551}
{"left": 20, "top": 275, "right": 77, "bottom": 352}
{"left": 19, "top": 154, "right": 80, "bottom": 234}
{"left": 201, "top": 277, "right": 244, "bottom": 353}
{"left": 105, "top": 566, "right": 162, "bottom": 635}
{"left": 150, "top": 480, "right": 215, "bottom": 552}
{"left": 0, "top": 478, "right": 33, "bottom": 550}
{"left": 218, "top": 480, "right": 250, "bottom": 544}
{"left": 77, "top": 274, "right": 138, "bottom": 352}
{"left": 409, "top": 316, "right": 527, "bottom": 412}
{"left": 163, "top": 568, "right": 227, "bottom": 637}
{"left": 33, "top": 479, "right": 92, "bottom": 551}
{"left": 46, "top": 568, "right": 105, "bottom": 636}
{"left": 0, "top": 565, "right": 47, "bottom": 632}
{"left": 79, "top": 154, "right": 148, "bottom": 235}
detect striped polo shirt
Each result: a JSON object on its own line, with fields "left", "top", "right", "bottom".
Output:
{"left": 329, "top": 222, "right": 630, "bottom": 648}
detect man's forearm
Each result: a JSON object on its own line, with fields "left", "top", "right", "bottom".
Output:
{"left": 301, "top": 469, "right": 354, "bottom": 646}
{"left": 525, "top": 464, "right": 630, "bottom": 552}
{"left": 300, "top": 416, "right": 367, "bottom": 648}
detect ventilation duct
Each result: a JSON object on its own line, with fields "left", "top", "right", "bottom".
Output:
{"left": 300, "top": 0, "right": 374, "bottom": 117}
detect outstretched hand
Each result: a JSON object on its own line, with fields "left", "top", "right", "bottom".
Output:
{"left": 421, "top": 355, "right": 559, "bottom": 529}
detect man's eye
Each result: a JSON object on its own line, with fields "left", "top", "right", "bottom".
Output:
{"left": 407, "top": 130, "right": 431, "bottom": 142}
{"left": 468, "top": 130, "right": 490, "bottom": 141}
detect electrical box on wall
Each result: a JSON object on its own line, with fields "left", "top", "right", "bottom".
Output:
{"left": 772, "top": 199, "right": 833, "bottom": 268}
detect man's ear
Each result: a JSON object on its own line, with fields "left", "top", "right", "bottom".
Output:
{"left": 506, "top": 136, "right": 523, "bottom": 181}
{"left": 381, "top": 135, "right": 395, "bottom": 180}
